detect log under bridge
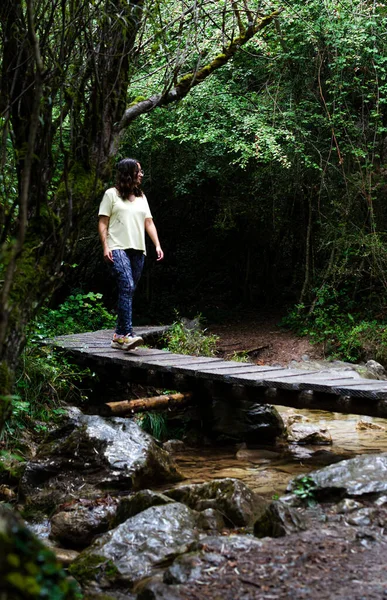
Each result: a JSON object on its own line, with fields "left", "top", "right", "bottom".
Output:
{"left": 47, "top": 327, "right": 387, "bottom": 420}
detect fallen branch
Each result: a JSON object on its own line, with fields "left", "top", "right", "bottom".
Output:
{"left": 102, "top": 392, "right": 193, "bottom": 416}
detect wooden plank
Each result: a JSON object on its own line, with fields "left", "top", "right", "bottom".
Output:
{"left": 131, "top": 354, "right": 224, "bottom": 364}
{"left": 127, "top": 348, "right": 171, "bottom": 356}
{"left": 172, "top": 362, "right": 286, "bottom": 375}
{"left": 232, "top": 369, "right": 320, "bottom": 389}
{"left": 258, "top": 372, "right": 358, "bottom": 391}
{"left": 330, "top": 380, "right": 387, "bottom": 389}
{"left": 46, "top": 329, "right": 387, "bottom": 404}
{"left": 186, "top": 365, "right": 277, "bottom": 381}
{"left": 197, "top": 363, "right": 282, "bottom": 372}
{"left": 331, "top": 382, "right": 387, "bottom": 399}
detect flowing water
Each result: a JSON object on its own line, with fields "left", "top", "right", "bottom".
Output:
{"left": 170, "top": 407, "right": 387, "bottom": 498}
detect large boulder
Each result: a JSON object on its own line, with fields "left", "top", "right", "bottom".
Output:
{"left": 288, "top": 453, "right": 387, "bottom": 500}
{"left": 69, "top": 503, "right": 199, "bottom": 588}
{"left": 50, "top": 496, "right": 120, "bottom": 548}
{"left": 164, "top": 478, "right": 268, "bottom": 527}
{"left": 20, "top": 411, "right": 183, "bottom": 510}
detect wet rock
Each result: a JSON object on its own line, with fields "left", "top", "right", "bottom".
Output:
{"left": 50, "top": 496, "right": 120, "bottom": 548}
{"left": 281, "top": 412, "right": 310, "bottom": 427}
{"left": 254, "top": 500, "right": 306, "bottom": 538}
{"left": 235, "top": 447, "right": 280, "bottom": 461}
{"left": 346, "top": 508, "right": 375, "bottom": 527}
{"left": 69, "top": 503, "right": 199, "bottom": 588}
{"left": 196, "top": 508, "right": 226, "bottom": 531}
{"left": 113, "top": 490, "right": 175, "bottom": 526}
{"left": 356, "top": 419, "right": 385, "bottom": 431}
{"left": 164, "top": 478, "right": 268, "bottom": 527}
{"left": 138, "top": 534, "right": 263, "bottom": 598}
{"left": 305, "top": 449, "right": 353, "bottom": 466}
{"left": 0, "top": 504, "right": 80, "bottom": 599}
{"left": 163, "top": 439, "right": 186, "bottom": 453}
{"left": 0, "top": 484, "right": 16, "bottom": 501}
{"left": 20, "top": 413, "right": 183, "bottom": 510}
{"left": 286, "top": 423, "right": 332, "bottom": 445}
{"left": 364, "top": 360, "right": 386, "bottom": 379}
{"left": 53, "top": 547, "right": 80, "bottom": 566}
{"left": 334, "top": 498, "right": 363, "bottom": 514}
{"left": 289, "top": 453, "right": 387, "bottom": 500}
{"left": 209, "top": 396, "right": 284, "bottom": 444}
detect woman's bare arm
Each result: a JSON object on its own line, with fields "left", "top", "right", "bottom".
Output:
{"left": 145, "top": 218, "right": 164, "bottom": 261}
{"left": 98, "top": 216, "right": 114, "bottom": 262}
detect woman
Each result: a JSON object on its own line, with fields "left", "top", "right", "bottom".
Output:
{"left": 98, "top": 158, "right": 164, "bottom": 350}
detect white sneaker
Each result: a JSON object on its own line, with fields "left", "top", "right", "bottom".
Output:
{"left": 122, "top": 333, "right": 144, "bottom": 350}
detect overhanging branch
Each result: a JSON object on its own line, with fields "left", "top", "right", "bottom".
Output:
{"left": 115, "top": 10, "right": 281, "bottom": 135}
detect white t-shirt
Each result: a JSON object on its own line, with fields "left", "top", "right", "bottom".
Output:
{"left": 98, "top": 187, "right": 152, "bottom": 254}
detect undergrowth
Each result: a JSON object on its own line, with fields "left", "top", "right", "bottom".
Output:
{"left": 34, "top": 291, "right": 116, "bottom": 338}
{"left": 136, "top": 412, "right": 169, "bottom": 441}
{"left": 162, "top": 314, "right": 219, "bottom": 356}
{"left": 283, "top": 284, "right": 387, "bottom": 365}
{"left": 4, "top": 291, "right": 113, "bottom": 449}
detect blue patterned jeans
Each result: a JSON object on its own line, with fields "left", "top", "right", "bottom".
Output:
{"left": 111, "top": 249, "right": 145, "bottom": 335}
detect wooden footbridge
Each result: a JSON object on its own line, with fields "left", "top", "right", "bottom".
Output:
{"left": 47, "top": 327, "right": 387, "bottom": 419}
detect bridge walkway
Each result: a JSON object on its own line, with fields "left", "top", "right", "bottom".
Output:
{"left": 48, "top": 327, "right": 387, "bottom": 418}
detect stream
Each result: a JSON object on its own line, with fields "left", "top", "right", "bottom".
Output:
{"left": 167, "top": 406, "right": 387, "bottom": 498}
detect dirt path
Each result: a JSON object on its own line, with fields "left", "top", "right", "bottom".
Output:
{"left": 209, "top": 314, "right": 324, "bottom": 365}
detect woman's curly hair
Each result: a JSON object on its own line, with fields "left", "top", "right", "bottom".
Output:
{"left": 115, "top": 158, "right": 142, "bottom": 199}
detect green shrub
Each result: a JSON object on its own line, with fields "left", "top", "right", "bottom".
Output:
{"left": 3, "top": 345, "right": 95, "bottom": 447}
{"left": 4, "top": 290, "right": 113, "bottom": 448}
{"left": 283, "top": 285, "right": 387, "bottom": 364}
{"left": 34, "top": 291, "right": 115, "bottom": 338}
{"left": 162, "top": 315, "right": 219, "bottom": 357}
{"left": 292, "top": 475, "right": 317, "bottom": 506}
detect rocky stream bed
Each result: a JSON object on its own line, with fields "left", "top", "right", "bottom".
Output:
{"left": 2, "top": 395, "right": 387, "bottom": 600}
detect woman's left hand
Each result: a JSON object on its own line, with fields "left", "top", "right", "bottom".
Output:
{"left": 156, "top": 245, "right": 164, "bottom": 261}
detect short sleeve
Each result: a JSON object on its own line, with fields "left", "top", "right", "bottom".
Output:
{"left": 98, "top": 190, "right": 113, "bottom": 216}
{"left": 143, "top": 194, "right": 153, "bottom": 219}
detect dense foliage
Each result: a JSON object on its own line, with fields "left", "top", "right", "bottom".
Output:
{"left": 98, "top": 0, "right": 387, "bottom": 360}
{"left": 0, "top": 0, "right": 277, "bottom": 395}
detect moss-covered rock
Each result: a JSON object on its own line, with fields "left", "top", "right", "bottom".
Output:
{"left": 0, "top": 450, "right": 26, "bottom": 485}
{"left": 164, "top": 478, "right": 268, "bottom": 527}
{"left": 0, "top": 504, "right": 81, "bottom": 599}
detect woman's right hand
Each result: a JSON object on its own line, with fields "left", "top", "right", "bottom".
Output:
{"left": 104, "top": 248, "right": 114, "bottom": 263}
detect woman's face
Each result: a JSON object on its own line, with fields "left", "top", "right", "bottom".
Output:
{"left": 136, "top": 163, "right": 143, "bottom": 185}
